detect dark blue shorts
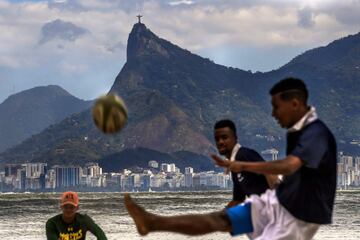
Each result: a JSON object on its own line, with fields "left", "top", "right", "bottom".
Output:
{"left": 226, "top": 202, "right": 253, "bottom": 236}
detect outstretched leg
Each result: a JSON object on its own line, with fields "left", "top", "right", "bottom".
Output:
{"left": 124, "top": 193, "right": 232, "bottom": 236}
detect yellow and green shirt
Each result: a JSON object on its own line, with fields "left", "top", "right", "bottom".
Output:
{"left": 46, "top": 213, "right": 107, "bottom": 240}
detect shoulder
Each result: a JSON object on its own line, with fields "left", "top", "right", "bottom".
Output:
{"left": 76, "top": 212, "right": 88, "bottom": 219}
{"left": 48, "top": 214, "right": 62, "bottom": 221}
{"left": 303, "top": 120, "right": 336, "bottom": 141}
{"left": 77, "top": 213, "right": 94, "bottom": 222}
{"left": 305, "top": 120, "right": 331, "bottom": 134}
{"left": 236, "top": 147, "right": 264, "bottom": 162}
{"left": 46, "top": 214, "right": 61, "bottom": 225}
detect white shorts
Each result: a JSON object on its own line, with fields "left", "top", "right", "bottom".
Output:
{"left": 246, "top": 189, "right": 320, "bottom": 240}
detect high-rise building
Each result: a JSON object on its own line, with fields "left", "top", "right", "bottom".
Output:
{"left": 54, "top": 166, "right": 82, "bottom": 188}
{"left": 148, "top": 160, "right": 159, "bottom": 168}
{"left": 192, "top": 174, "right": 200, "bottom": 187}
{"left": 119, "top": 174, "right": 126, "bottom": 190}
{"left": 199, "top": 172, "right": 210, "bottom": 186}
{"left": 23, "top": 163, "right": 47, "bottom": 178}
{"left": 106, "top": 173, "right": 122, "bottom": 187}
{"left": 340, "top": 155, "right": 354, "bottom": 167}
{"left": 214, "top": 173, "right": 228, "bottom": 188}
{"left": 185, "top": 167, "right": 193, "bottom": 174}
{"left": 161, "top": 163, "right": 171, "bottom": 172}
{"left": 129, "top": 174, "right": 141, "bottom": 188}
{"left": 46, "top": 169, "right": 56, "bottom": 189}
{"left": 169, "top": 164, "right": 176, "bottom": 172}
{"left": 84, "top": 163, "right": 102, "bottom": 177}
{"left": 5, "top": 164, "right": 22, "bottom": 177}
{"left": 141, "top": 174, "right": 151, "bottom": 189}
{"left": 39, "top": 173, "right": 46, "bottom": 190}
{"left": 337, "top": 163, "right": 344, "bottom": 175}
{"left": 150, "top": 174, "right": 165, "bottom": 188}
{"left": 184, "top": 173, "right": 193, "bottom": 187}
{"left": 16, "top": 168, "right": 26, "bottom": 190}
{"left": 353, "top": 157, "right": 360, "bottom": 175}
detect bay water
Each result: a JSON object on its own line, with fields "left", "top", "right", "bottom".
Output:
{"left": 0, "top": 191, "right": 359, "bottom": 240}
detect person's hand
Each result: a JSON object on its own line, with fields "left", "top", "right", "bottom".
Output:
{"left": 211, "top": 154, "right": 231, "bottom": 168}
{"left": 211, "top": 154, "right": 244, "bottom": 173}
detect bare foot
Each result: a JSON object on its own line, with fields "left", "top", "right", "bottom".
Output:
{"left": 124, "top": 193, "right": 151, "bottom": 235}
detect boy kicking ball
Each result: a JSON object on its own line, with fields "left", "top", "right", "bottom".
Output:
{"left": 124, "top": 77, "right": 337, "bottom": 240}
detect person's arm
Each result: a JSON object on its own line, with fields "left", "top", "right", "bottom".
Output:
{"left": 226, "top": 200, "right": 243, "bottom": 208}
{"left": 240, "top": 149, "right": 280, "bottom": 189}
{"left": 45, "top": 219, "right": 59, "bottom": 240}
{"left": 211, "top": 154, "right": 303, "bottom": 176}
{"left": 85, "top": 215, "right": 107, "bottom": 240}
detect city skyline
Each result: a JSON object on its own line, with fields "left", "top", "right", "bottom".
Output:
{"left": 0, "top": 161, "right": 233, "bottom": 191}
{"left": 2, "top": 151, "right": 360, "bottom": 192}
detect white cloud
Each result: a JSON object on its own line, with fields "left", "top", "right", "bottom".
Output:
{"left": 168, "top": 0, "right": 194, "bottom": 6}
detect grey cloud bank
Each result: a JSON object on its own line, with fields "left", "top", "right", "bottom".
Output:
{"left": 0, "top": 0, "right": 359, "bottom": 103}
{"left": 39, "top": 19, "right": 90, "bottom": 45}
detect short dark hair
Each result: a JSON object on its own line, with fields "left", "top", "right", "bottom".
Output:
{"left": 269, "top": 77, "right": 308, "bottom": 104}
{"left": 214, "top": 119, "right": 237, "bottom": 138}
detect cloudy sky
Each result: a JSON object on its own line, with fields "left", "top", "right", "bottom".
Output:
{"left": 0, "top": 0, "right": 359, "bottom": 103}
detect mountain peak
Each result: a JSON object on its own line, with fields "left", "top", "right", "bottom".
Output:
{"left": 131, "top": 22, "right": 147, "bottom": 32}
{"left": 0, "top": 85, "right": 91, "bottom": 153}
{"left": 283, "top": 31, "right": 360, "bottom": 69}
{"left": 127, "top": 23, "right": 171, "bottom": 61}
{"left": 5, "top": 85, "right": 71, "bottom": 103}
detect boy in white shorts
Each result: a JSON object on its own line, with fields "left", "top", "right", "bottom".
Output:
{"left": 124, "top": 77, "right": 337, "bottom": 240}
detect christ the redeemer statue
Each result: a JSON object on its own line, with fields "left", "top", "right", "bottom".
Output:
{"left": 137, "top": 14, "right": 143, "bottom": 23}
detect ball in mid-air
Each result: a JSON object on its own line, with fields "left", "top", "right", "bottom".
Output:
{"left": 92, "top": 93, "right": 128, "bottom": 134}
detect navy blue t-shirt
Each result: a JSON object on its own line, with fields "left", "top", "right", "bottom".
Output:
{"left": 276, "top": 119, "right": 337, "bottom": 224}
{"left": 232, "top": 147, "right": 270, "bottom": 201}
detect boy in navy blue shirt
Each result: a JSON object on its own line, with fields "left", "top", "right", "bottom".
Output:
{"left": 124, "top": 78, "right": 336, "bottom": 240}
{"left": 214, "top": 119, "right": 278, "bottom": 207}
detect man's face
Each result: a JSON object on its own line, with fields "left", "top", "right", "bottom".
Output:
{"left": 271, "top": 93, "right": 298, "bottom": 129}
{"left": 214, "top": 127, "right": 237, "bottom": 156}
{"left": 61, "top": 204, "right": 78, "bottom": 219}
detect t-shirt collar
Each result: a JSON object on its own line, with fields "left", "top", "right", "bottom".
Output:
{"left": 224, "top": 143, "right": 241, "bottom": 175}
{"left": 230, "top": 143, "right": 241, "bottom": 161}
{"left": 288, "top": 106, "right": 318, "bottom": 133}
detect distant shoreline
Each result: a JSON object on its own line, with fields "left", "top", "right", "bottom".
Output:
{"left": 336, "top": 189, "right": 360, "bottom": 193}
{"left": 1, "top": 189, "right": 360, "bottom": 194}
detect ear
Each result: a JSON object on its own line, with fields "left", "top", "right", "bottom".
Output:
{"left": 291, "top": 98, "right": 301, "bottom": 109}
